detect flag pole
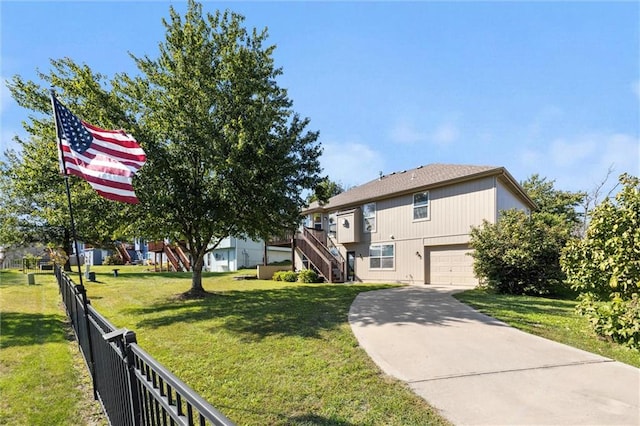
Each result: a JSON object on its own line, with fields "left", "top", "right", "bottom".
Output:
{"left": 50, "top": 88, "right": 98, "bottom": 399}
{"left": 50, "top": 89, "right": 85, "bottom": 286}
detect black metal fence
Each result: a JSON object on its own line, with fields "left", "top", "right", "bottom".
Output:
{"left": 55, "top": 265, "right": 234, "bottom": 426}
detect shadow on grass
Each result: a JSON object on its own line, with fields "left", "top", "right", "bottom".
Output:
{"left": 127, "top": 284, "right": 394, "bottom": 340}
{"left": 92, "top": 271, "right": 237, "bottom": 280}
{"left": 287, "top": 413, "right": 354, "bottom": 425}
{"left": 0, "top": 312, "right": 71, "bottom": 348}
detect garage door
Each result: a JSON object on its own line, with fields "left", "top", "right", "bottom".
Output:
{"left": 427, "top": 245, "right": 478, "bottom": 286}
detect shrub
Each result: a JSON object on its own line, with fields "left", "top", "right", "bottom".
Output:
{"left": 268, "top": 260, "right": 292, "bottom": 266}
{"left": 470, "top": 209, "right": 569, "bottom": 295}
{"left": 272, "top": 270, "right": 297, "bottom": 282}
{"left": 577, "top": 293, "right": 640, "bottom": 349}
{"left": 297, "top": 269, "right": 320, "bottom": 283}
{"left": 103, "top": 254, "right": 124, "bottom": 265}
{"left": 561, "top": 173, "right": 640, "bottom": 349}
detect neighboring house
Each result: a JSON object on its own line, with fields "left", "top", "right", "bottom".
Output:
{"left": 204, "top": 236, "right": 291, "bottom": 272}
{"left": 294, "top": 163, "right": 535, "bottom": 286}
{"left": 80, "top": 239, "right": 147, "bottom": 266}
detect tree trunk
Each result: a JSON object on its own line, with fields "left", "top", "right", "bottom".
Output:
{"left": 184, "top": 249, "right": 207, "bottom": 298}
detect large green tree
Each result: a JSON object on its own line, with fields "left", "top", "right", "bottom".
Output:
{"left": 121, "top": 3, "right": 323, "bottom": 295}
{"left": 4, "top": 1, "right": 323, "bottom": 295}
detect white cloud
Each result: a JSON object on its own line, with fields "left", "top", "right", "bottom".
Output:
{"left": 320, "top": 141, "right": 384, "bottom": 188}
{"left": 389, "top": 119, "right": 459, "bottom": 146}
{"left": 389, "top": 119, "right": 428, "bottom": 144}
{"left": 519, "top": 132, "right": 640, "bottom": 192}
{"left": 520, "top": 148, "right": 541, "bottom": 165}
{"left": 526, "top": 105, "right": 564, "bottom": 140}
{"left": 431, "top": 122, "right": 459, "bottom": 146}
{"left": 549, "top": 136, "right": 597, "bottom": 167}
{"left": 598, "top": 133, "right": 640, "bottom": 176}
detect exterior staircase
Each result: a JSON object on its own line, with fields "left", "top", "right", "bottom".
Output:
{"left": 116, "top": 242, "right": 132, "bottom": 264}
{"left": 295, "top": 227, "right": 345, "bottom": 283}
{"left": 148, "top": 241, "right": 191, "bottom": 272}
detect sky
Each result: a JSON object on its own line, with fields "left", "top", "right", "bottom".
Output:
{"left": 1, "top": 1, "right": 639, "bottom": 194}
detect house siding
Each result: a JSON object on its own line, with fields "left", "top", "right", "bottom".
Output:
{"left": 497, "top": 177, "right": 530, "bottom": 215}
{"left": 334, "top": 177, "right": 496, "bottom": 284}
{"left": 206, "top": 238, "right": 291, "bottom": 272}
{"left": 297, "top": 165, "right": 534, "bottom": 285}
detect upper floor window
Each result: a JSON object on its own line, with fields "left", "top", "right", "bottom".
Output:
{"left": 363, "top": 202, "right": 376, "bottom": 232}
{"left": 328, "top": 212, "right": 337, "bottom": 238}
{"left": 369, "top": 244, "right": 394, "bottom": 269}
{"left": 413, "top": 191, "right": 429, "bottom": 221}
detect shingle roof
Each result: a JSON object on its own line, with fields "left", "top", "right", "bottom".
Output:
{"left": 305, "top": 163, "right": 532, "bottom": 213}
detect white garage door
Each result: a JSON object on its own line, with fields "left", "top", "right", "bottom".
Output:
{"left": 427, "top": 245, "right": 478, "bottom": 286}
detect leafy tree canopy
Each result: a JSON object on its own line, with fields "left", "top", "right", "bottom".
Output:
{"left": 306, "top": 178, "right": 345, "bottom": 205}
{"left": 3, "top": 1, "right": 324, "bottom": 295}
{"left": 521, "top": 174, "right": 585, "bottom": 232}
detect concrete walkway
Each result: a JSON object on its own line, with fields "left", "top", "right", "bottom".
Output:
{"left": 349, "top": 286, "right": 640, "bottom": 425}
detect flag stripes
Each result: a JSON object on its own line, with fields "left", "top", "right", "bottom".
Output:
{"left": 52, "top": 95, "right": 146, "bottom": 204}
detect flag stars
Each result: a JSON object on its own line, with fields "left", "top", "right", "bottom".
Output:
{"left": 55, "top": 98, "right": 93, "bottom": 154}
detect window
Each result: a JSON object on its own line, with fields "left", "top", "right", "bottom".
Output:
{"left": 328, "top": 212, "right": 337, "bottom": 238}
{"left": 363, "top": 202, "right": 376, "bottom": 232}
{"left": 413, "top": 191, "right": 429, "bottom": 220}
{"left": 369, "top": 244, "right": 394, "bottom": 269}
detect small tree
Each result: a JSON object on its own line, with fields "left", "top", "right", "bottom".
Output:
{"left": 561, "top": 174, "right": 640, "bottom": 348}
{"left": 470, "top": 210, "right": 569, "bottom": 295}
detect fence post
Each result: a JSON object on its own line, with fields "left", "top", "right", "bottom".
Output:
{"left": 123, "top": 330, "right": 141, "bottom": 426}
{"left": 77, "top": 283, "right": 98, "bottom": 399}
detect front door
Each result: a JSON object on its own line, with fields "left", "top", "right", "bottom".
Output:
{"left": 346, "top": 251, "right": 356, "bottom": 281}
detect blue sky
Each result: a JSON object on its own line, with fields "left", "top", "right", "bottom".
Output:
{"left": 1, "top": 1, "right": 638, "bottom": 193}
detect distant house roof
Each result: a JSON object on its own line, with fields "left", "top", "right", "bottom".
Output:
{"left": 304, "top": 163, "right": 535, "bottom": 213}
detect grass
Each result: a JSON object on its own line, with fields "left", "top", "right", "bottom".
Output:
{"left": 0, "top": 269, "right": 106, "bottom": 425}
{"left": 453, "top": 288, "right": 640, "bottom": 368}
{"left": 3, "top": 265, "right": 450, "bottom": 425}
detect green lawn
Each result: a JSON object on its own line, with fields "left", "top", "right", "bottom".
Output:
{"left": 0, "top": 269, "right": 106, "bottom": 425}
{"left": 3, "top": 266, "right": 449, "bottom": 425}
{"left": 453, "top": 288, "right": 640, "bottom": 368}
{"left": 4, "top": 266, "right": 638, "bottom": 425}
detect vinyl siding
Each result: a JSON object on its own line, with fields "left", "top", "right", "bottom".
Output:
{"left": 336, "top": 177, "right": 495, "bottom": 284}
{"left": 497, "top": 178, "right": 531, "bottom": 215}
{"left": 366, "top": 176, "right": 495, "bottom": 243}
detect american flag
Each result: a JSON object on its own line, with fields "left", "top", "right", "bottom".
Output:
{"left": 52, "top": 95, "right": 146, "bottom": 204}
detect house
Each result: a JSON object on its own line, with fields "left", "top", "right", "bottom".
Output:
{"left": 203, "top": 236, "right": 291, "bottom": 272}
{"left": 294, "top": 163, "right": 535, "bottom": 286}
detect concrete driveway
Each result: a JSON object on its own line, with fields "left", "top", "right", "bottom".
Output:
{"left": 349, "top": 286, "right": 640, "bottom": 425}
